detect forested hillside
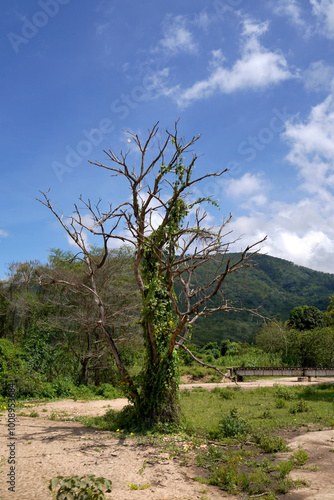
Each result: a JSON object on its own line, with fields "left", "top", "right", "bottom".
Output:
{"left": 1, "top": 251, "right": 334, "bottom": 355}
{"left": 189, "top": 253, "right": 334, "bottom": 346}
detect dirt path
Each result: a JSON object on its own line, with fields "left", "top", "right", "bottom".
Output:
{"left": 0, "top": 414, "right": 232, "bottom": 500}
{"left": 0, "top": 378, "right": 333, "bottom": 500}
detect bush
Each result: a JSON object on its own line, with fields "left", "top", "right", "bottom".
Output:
{"left": 273, "top": 385, "right": 297, "bottom": 401}
{"left": 291, "top": 448, "right": 308, "bottom": 466}
{"left": 93, "top": 383, "right": 122, "bottom": 399}
{"left": 252, "top": 432, "right": 288, "bottom": 453}
{"left": 289, "top": 399, "right": 309, "bottom": 414}
{"left": 211, "top": 387, "right": 234, "bottom": 400}
{"left": 218, "top": 408, "right": 250, "bottom": 438}
{"left": 49, "top": 474, "right": 112, "bottom": 499}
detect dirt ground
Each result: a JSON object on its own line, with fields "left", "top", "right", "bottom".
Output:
{"left": 0, "top": 378, "right": 333, "bottom": 500}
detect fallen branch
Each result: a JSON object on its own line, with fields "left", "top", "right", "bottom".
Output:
{"left": 176, "top": 342, "right": 238, "bottom": 384}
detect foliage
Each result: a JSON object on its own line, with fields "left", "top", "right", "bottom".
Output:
{"left": 256, "top": 317, "right": 334, "bottom": 367}
{"left": 252, "top": 432, "right": 288, "bottom": 453}
{"left": 189, "top": 254, "right": 334, "bottom": 346}
{"left": 288, "top": 305, "right": 324, "bottom": 330}
{"left": 49, "top": 474, "right": 112, "bottom": 499}
{"left": 289, "top": 399, "right": 309, "bottom": 414}
{"left": 273, "top": 385, "right": 297, "bottom": 401}
{"left": 194, "top": 439, "right": 302, "bottom": 498}
{"left": 324, "top": 295, "right": 334, "bottom": 326}
{"left": 291, "top": 448, "right": 309, "bottom": 466}
{"left": 218, "top": 407, "right": 250, "bottom": 437}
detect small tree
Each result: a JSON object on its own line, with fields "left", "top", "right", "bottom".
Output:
{"left": 39, "top": 123, "right": 266, "bottom": 429}
{"left": 45, "top": 247, "right": 141, "bottom": 385}
{"left": 324, "top": 295, "right": 334, "bottom": 327}
{"left": 288, "top": 305, "right": 324, "bottom": 331}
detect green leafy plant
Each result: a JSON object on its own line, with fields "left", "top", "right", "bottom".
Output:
{"left": 218, "top": 408, "right": 250, "bottom": 438}
{"left": 49, "top": 474, "right": 112, "bottom": 499}
{"left": 273, "top": 385, "right": 297, "bottom": 401}
{"left": 211, "top": 387, "right": 234, "bottom": 400}
{"left": 289, "top": 399, "right": 309, "bottom": 414}
{"left": 252, "top": 432, "right": 288, "bottom": 453}
{"left": 275, "top": 398, "right": 287, "bottom": 408}
{"left": 291, "top": 448, "right": 308, "bottom": 466}
{"left": 28, "top": 410, "right": 39, "bottom": 418}
{"left": 128, "top": 483, "right": 151, "bottom": 490}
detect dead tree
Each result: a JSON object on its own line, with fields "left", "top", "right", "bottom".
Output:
{"left": 38, "top": 122, "right": 266, "bottom": 428}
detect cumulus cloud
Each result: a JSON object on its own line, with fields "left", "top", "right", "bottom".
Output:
{"left": 310, "top": 0, "right": 334, "bottom": 39}
{"left": 283, "top": 94, "right": 334, "bottom": 198}
{"left": 225, "top": 172, "right": 267, "bottom": 198}
{"left": 225, "top": 95, "right": 334, "bottom": 273}
{"left": 176, "top": 17, "right": 293, "bottom": 107}
{"left": 227, "top": 198, "right": 334, "bottom": 273}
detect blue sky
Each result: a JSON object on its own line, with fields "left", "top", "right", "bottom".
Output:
{"left": 1, "top": 0, "right": 334, "bottom": 278}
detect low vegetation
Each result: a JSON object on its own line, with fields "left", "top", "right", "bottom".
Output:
{"left": 65, "top": 382, "right": 333, "bottom": 499}
{"left": 49, "top": 474, "right": 112, "bottom": 499}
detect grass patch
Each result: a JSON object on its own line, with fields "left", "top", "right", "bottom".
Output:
{"left": 68, "top": 382, "right": 333, "bottom": 499}
{"left": 180, "top": 384, "right": 334, "bottom": 435}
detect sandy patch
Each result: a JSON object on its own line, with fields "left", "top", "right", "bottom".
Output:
{"left": 1, "top": 378, "right": 333, "bottom": 500}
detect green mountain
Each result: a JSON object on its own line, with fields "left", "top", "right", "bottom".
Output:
{"left": 189, "top": 253, "right": 334, "bottom": 347}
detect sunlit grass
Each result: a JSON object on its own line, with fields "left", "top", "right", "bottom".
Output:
{"left": 180, "top": 383, "right": 334, "bottom": 436}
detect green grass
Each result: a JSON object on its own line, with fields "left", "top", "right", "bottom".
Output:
{"left": 42, "top": 382, "right": 334, "bottom": 500}
{"left": 181, "top": 383, "right": 334, "bottom": 436}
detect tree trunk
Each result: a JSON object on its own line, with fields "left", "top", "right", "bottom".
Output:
{"left": 133, "top": 355, "right": 180, "bottom": 428}
{"left": 79, "top": 357, "right": 90, "bottom": 385}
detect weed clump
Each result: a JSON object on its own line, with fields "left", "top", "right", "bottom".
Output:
{"left": 252, "top": 432, "right": 288, "bottom": 453}
{"left": 289, "top": 399, "right": 309, "bottom": 414}
{"left": 218, "top": 408, "right": 250, "bottom": 438}
{"left": 273, "top": 385, "right": 297, "bottom": 401}
{"left": 211, "top": 387, "right": 234, "bottom": 400}
{"left": 49, "top": 474, "right": 112, "bottom": 499}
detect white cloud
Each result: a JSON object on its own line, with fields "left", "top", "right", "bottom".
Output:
{"left": 143, "top": 67, "right": 179, "bottom": 99}
{"left": 155, "top": 15, "right": 198, "bottom": 56}
{"left": 273, "top": 0, "right": 308, "bottom": 29}
{"left": 225, "top": 95, "right": 334, "bottom": 273}
{"left": 283, "top": 94, "right": 334, "bottom": 197}
{"left": 0, "top": 229, "right": 8, "bottom": 238}
{"left": 303, "top": 60, "right": 334, "bottom": 92}
{"left": 310, "top": 0, "right": 334, "bottom": 38}
{"left": 228, "top": 199, "right": 334, "bottom": 273}
{"left": 225, "top": 173, "right": 267, "bottom": 199}
{"left": 193, "top": 11, "right": 213, "bottom": 31}
{"left": 176, "top": 17, "right": 293, "bottom": 107}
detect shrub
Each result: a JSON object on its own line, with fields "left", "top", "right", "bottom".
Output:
{"left": 291, "top": 448, "right": 308, "bottom": 466}
{"left": 218, "top": 408, "right": 250, "bottom": 438}
{"left": 241, "top": 469, "right": 271, "bottom": 495}
{"left": 273, "top": 385, "right": 297, "bottom": 401}
{"left": 92, "top": 383, "right": 121, "bottom": 399}
{"left": 275, "top": 398, "right": 287, "bottom": 408}
{"left": 208, "top": 455, "right": 241, "bottom": 493}
{"left": 49, "top": 474, "right": 112, "bottom": 499}
{"left": 252, "top": 432, "right": 288, "bottom": 453}
{"left": 289, "top": 399, "right": 309, "bottom": 414}
{"left": 211, "top": 387, "right": 234, "bottom": 400}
